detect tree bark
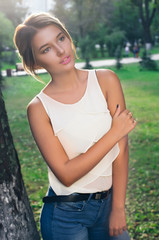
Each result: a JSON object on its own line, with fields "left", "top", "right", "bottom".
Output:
{"left": 138, "top": 0, "right": 157, "bottom": 44}
{"left": 0, "top": 89, "right": 40, "bottom": 240}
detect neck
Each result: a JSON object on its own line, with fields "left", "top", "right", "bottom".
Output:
{"left": 49, "top": 67, "right": 80, "bottom": 91}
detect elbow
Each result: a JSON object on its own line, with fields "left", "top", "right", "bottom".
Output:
{"left": 58, "top": 174, "right": 75, "bottom": 187}
{"left": 52, "top": 162, "right": 80, "bottom": 187}
{"left": 60, "top": 178, "right": 73, "bottom": 187}
{"left": 49, "top": 165, "right": 75, "bottom": 187}
{"left": 64, "top": 181, "right": 73, "bottom": 188}
{"left": 56, "top": 162, "right": 79, "bottom": 187}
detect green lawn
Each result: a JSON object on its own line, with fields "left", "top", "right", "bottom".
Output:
{"left": 2, "top": 63, "right": 159, "bottom": 239}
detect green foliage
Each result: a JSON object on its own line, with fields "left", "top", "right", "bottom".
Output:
{"left": 113, "top": 0, "right": 142, "bottom": 44}
{"left": 0, "top": 12, "right": 14, "bottom": 50}
{"left": 0, "top": 0, "right": 28, "bottom": 27}
{"left": 78, "top": 35, "right": 94, "bottom": 68}
{"left": 105, "top": 29, "right": 126, "bottom": 57}
{"left": 151, "top": 9, "right": 159, "bottom": 41}
{"left": 139, "top": 51, "right": 158, "bottom": 71}
{"left": 2, "top": 50, "right": 17, "bottom": 65}
{"left": 131, "top": 0, "right": 159, "bottom": 43}
{"left": 52, "top": 0, "right": 159, "bottom": 63}
{"left": 0, "top": 12, "right": 14, "bottom": 83}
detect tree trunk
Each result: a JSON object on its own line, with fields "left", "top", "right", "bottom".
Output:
{"left": 99, "top": 42, "right": 105, "bottom": 58}
{"left": 0, "top": 89, "right": 40, "bottom": 240}
{"left": 142, "top": 21, "right": 152, "bottom": 44}
{"left": 144, "top": 24, "right": 152, "bottom": 50}
{"left": 138, "top": 0, "right": 157, "bottom": 45}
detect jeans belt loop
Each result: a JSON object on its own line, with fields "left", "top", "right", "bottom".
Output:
{"left": 95, "top": 193, "right": 102, "bottom": 200}
{"left": 88, "top": 193, "right": 93, "bottom": 202}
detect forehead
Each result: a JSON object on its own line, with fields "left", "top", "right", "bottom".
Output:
{"left": 31, "top": 25, "right": 63, "bottom": 49}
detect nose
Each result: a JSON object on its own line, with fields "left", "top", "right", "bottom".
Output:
{"left": 55, "top": 44, "right": 64, "bottom": 56}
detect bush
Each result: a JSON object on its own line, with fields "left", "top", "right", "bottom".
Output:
{"left": 105, "top": 29, "right": 125, "bottom": 57}
{"left": 2, "top": 50, "right": 17, "bottom": 65}
{"left": 139, "top": 51, "right": 158, "bottom": 71}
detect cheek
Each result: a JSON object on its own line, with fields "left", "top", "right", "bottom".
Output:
{"left": 36, "top": 54, "right": 53, "bottom": 66}
{"left": 70, "top": 44, "right": 76, "bottom": 58}
{"left": 37, "top": 56, "right": 59, "bottom": 71}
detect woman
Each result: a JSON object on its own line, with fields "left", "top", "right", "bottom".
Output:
{"left": 14, "top": 13, "right": 137, "bottom": 240}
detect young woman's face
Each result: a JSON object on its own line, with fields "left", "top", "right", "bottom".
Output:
{"left": 31, "top": 24, "right": 75, "bottom": 75}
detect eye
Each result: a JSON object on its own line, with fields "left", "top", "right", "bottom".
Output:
{"left": 59, "top": 35, "right": 65, "bottom": 42}
{"left": 42, "top": 47, "right": 51, "bottom": 54}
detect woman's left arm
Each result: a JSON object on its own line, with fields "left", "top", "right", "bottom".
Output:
{"left": 96, "top": 69, "right": 129, "bottom": 237}
{"left": 109, "top": 136, "right": 129, "bottom": 237}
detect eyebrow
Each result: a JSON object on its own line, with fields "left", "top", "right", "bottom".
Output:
{"left": 38, "top": 31, "right": 63, "bottom": 51}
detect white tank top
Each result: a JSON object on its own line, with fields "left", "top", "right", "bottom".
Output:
{"left": 37, "top": 70, "right": 119, "bottom": 195}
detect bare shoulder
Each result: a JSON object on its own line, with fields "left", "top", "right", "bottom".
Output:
{"left": 27, "top": 96, "right": 49, "bottom": 122}
{"left": 27, "top": 96, "right": 41, "bottom": 110}
{"left": 95, "top": 69, "right": 121, "bottom": 100}
{"left": 96, "top": 69, "right": 125, "bottom": 115}
{"left": 96, "top": 69, "right": 120, "bottom": 87}
{"left": 27, "top": 97, "right": 40, "bottom": 115}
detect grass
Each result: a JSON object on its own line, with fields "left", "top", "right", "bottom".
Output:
{"left": 109, "top": 64, "right": 159, "bottom": 239}
{"left": 2, "top": 63, "right": 159, "bottom": 239}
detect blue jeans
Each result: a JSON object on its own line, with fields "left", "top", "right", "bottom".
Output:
{"left": 40, "top": 187, "right": 130, "bottom": 240}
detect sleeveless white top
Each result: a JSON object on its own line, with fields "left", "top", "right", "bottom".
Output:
{"left": 37, "top": 70, "right": 120, "bottom": 195}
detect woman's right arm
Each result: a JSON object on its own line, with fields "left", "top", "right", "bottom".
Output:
{"left": 27, "top": 98, "right": 136, "bottom": 187}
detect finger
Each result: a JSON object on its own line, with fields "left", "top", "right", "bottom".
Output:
{"left": 131, "top": 117, "right": 135, "bottom": 122}
{"left": 128, "top": 111, "right": 133, "bottom": 117}
{"left": 109, "top": 228, "right": 114, "bottom": 237}
{"left": 132, "top": 118, "right": 137, "bottom": 125}
{"left": 113, "top": 228, "right": 119, "bottom": 237}
{"left": 123, "top": 225, "right": 127, "bottom": 231}
{"left": 118, "top": 228, "right": 123, "bottom": 235}
{"left": 113, "top": 104, "right": 121, "bottom": 117}
{"left": 123, "top": 109, "right": 129, "bottom": 115}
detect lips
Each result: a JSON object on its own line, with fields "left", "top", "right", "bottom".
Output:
{"left": 60, "top": 56, "right": 71, "bottom": 65}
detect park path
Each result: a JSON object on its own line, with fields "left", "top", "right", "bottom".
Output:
{"left": 2, "top": 53, "right": 159, "bottom": 77}
{"left": 76, "top": 53, "right": 159, "bottom": 68}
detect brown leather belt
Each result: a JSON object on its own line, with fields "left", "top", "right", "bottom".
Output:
{"left": 43, "top": 188, "right": 112, "bottom": 203}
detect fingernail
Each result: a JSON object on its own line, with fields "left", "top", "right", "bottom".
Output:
{"left": 117, "top": 104, "right": 119, "bottom": 108}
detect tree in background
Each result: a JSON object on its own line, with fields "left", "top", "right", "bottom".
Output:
{"left": 105, "top": 29, "right": 126, "bottom": 57}
{"left": 0, "top": 0, "right": 27, "bottom": 78}
{"left": 0, "top": 0, "right": 27, "bottom": 27}
{"left": 132, "top": 0, "right": 159, "bottom": 49}
{"left": 151, "top": 6, "right": 159, "bottom": 45}
{"left": 0, "top": 12, "right": 14, "bottom": 82}
{"left": 51, "top": 0, "right": 159, "bottom": 58}
{"left": 112, "top": 0, "right": 143, "bottom": 45}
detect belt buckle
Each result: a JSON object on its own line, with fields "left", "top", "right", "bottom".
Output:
{"left": 95, "top": 193, "right": 102, "bottom": 200}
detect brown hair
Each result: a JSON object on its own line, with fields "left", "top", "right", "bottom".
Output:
{"left": 13, "top": 12, "right": 77, "bottom": 80}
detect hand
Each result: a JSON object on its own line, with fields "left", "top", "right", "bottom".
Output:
{"left": 111, "top": 104, "right": 137, "bottom": 140}
{"left": 109, "top": 208, "right": 127, "bottom": 237}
